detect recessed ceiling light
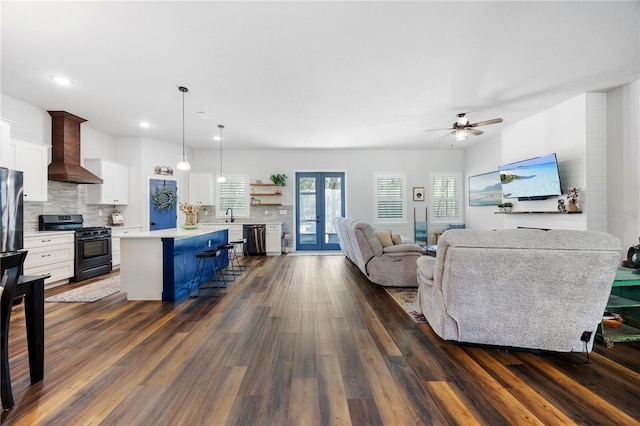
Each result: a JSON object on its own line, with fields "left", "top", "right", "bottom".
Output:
{"left": 197, "top": 112, "right": 211, "bottom": 119}
{"left": 51, "top": 75, "right": 73, "bottom": 86}
{"left": 139, "top": 121, "right": 150, "bottom": 128}
{"left": 213, "top": 135, "right": 221, "bottom": 141}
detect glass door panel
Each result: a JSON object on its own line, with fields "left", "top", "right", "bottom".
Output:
{"left": 298, "top": 176, "right": 318, "bottom": 246}
{"left": 296, "top": 172, "right": 344, "bottom": 251}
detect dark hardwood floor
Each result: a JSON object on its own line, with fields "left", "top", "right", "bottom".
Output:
{"left": 3, "top": 255, "right": 640, "bottom": 425}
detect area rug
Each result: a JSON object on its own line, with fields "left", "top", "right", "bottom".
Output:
{"left": 384, "top": 287, "right": 427, "bottom": 323}
{"left": 45, "top": 276, "right": 120, "bottom": 303}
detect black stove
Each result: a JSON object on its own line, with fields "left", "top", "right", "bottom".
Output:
{"left": 39, "top": 214, "right": 112, "bottom": 281}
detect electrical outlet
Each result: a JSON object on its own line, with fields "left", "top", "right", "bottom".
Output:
{"left": 280, "top": 210, "right": 287, "bottom": 215}
{"left": 580, "top": 331, "right": 592, "bottom": 342}
{"left": 265, "top": 210, "right": 269, "bottom": 215}
{"left": 98, "top": 210, "right": 103, "bottom": 216}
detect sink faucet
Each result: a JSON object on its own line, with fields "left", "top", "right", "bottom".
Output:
{"left": 225, "top": 208, "right": 235, "bottom": 223}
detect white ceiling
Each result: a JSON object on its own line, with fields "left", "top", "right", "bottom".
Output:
{"left": 1, "top": 1, "right": 638, "bottom": 150}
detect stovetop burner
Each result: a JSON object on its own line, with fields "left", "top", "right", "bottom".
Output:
{"left": 39, "top": 214, "right": 111, "bottom": 234}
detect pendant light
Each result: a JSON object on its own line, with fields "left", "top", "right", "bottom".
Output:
{"left": 176, "top": 86, "right": 191, "bottom": 171}
{"left": 217, "top": 124, "right": 226, "bottom": 183}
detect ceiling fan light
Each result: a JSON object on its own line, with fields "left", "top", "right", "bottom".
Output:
{"left": 455, "top": 129, "right": 468, "bottom": 141}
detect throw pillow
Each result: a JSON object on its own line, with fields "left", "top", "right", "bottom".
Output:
{"left": 392, "top": 234, "right": 402, "bottom": 245}
{"left": 375, "top": 229, "right": 394, "bottom": 247}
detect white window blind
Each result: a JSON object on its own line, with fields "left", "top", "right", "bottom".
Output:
{"left": 430, "top": 173, "right": 463, "bottom": 223}
{"left": 216, "top": 175, "right": 250, "bottom": 218}
{"left": 374, "top": 173, "right": 407, "bottom": 224}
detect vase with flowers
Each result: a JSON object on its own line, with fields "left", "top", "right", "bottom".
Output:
{"left": 566, "top": 187, "right": 580, "bottom": 212}
{"left": 179, "top": 202, "right": 202, "bottom": 229}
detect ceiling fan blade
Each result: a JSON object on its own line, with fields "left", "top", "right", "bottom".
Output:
{"left": 425, "top": 128, "right": 454, "bottom": 132}
{"left": 469, "top": 118, "right": 503, "bottom": 127}
{"left": 469, "top": 129, "right": 484, "bottom": 136}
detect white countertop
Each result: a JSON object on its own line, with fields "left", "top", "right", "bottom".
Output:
{"left": 118, "top": 225, "right": 230, "bottom": 239}
{"left": 199, "top": 222, "right": 283, "bottom": 226}
{"left": 24, "top": 230, "right": 75, "bottom": 237}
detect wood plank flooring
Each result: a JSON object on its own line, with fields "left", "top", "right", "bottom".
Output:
{"left": 2, "top": 255, "right": 640, "bottom": 425}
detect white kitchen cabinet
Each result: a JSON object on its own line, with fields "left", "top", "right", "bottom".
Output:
{"left": 0, "top": 119, "right": 14, "bottom": 167}
{"left": 226, "top": 224, "right": 243, "bottom": 242}
{"left": 189, "top": 172, "right": 214, "bottom": 205}
{"left": 265, "top": 223, "right": 282, "bottom": 256}
{"left": 23, "top": 232, "right": 75, "bottom": 288}
{"left": 8, "top": 136, "right": 49, "bottom": 202}
{"left": 85, "top": 158, "right": 129, "bottom": 205}
{"left": 111, "top": 226, "right": 143, "bottom": 268}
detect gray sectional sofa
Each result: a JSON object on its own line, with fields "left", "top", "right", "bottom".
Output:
{"left": 334, "top": 217, "right": 425, "bottom": 287}
{"left": 416, "top": 228, "right": 621, "bottom": 352}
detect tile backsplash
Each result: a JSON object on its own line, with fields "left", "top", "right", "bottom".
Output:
{"left": 23, "top": 181, "right": 124, "bottom": 232}
{"left": 23, "top": 181, "right": 292, "bottom": 235}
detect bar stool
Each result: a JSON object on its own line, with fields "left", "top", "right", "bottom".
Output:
{"left": 189, "top": 249, "right": 224, "bottom": 297}
{"left": 230, "top": 238, "right": 250, "bottom": 269}
{"left": 217, "top": 243, "right": 242, "bottom": 280}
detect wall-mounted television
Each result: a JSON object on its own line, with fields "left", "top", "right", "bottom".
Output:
{"left": 498, "top": 153, "right": 562, "bottom": 200}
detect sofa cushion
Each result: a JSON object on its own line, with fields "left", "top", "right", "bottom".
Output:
{"left": 375, "top": 229, "right": 394, "bottom": 247}
{"left": 392, "top": 234, "right": 402, "bottom": 245}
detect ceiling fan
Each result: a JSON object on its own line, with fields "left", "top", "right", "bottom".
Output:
{"left": 426, "top": 113, "right": 503, "bottom": 141}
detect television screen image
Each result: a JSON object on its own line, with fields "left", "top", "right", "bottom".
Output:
{"left": 499, "top": 153, "right": 562, "bottom": 200}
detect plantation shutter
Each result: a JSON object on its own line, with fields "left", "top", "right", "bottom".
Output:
{"left": 216, "top": 175, "right": 250, "bottom": 218}
{"left": 430, "top": 172, "right": 463, "bottom": 223}
{"left": 374, "top": 173, "right": 407, "bottom": 224}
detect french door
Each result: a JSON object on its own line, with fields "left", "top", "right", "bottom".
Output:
{"left": 296, "top": 172, "right": 345, "bottom": 251}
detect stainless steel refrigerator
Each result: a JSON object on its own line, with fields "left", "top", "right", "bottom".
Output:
{"left": 0, "top": 167, "right": 24, "bottom": 253}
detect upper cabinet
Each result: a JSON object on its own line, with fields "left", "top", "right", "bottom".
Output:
{"left": 189, "top": 172, "right": 214, "bottom": 205}
{"left": 85, "top": 158, "right": 129, "bottom": 205}
{"left": 17, "top": 139, "right": 49, "bottom": 202}
{"left": 0, "top": 119, "right": 12, "bottom": 166}
{"left": 1, "top": 120, "right": 49, "bottom": 202}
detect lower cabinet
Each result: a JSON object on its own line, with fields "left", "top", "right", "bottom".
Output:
{"left": 112, "top": 226, "right": 143, "bottom": 268}
{"left": 23, "top": 232, "right": 75, "bottom": 288}
{"left": 226, "top": 224, "right": 243, "bottom": 242}
{"left": 266, "top": 223, "right": 282, "bottom": 256}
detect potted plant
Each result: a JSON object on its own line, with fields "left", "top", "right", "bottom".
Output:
{"left": 270, "top": 173, "right": 287, "bottom": 187}
{"left": 497, "top": 202, "right": 513, "bottom": 213}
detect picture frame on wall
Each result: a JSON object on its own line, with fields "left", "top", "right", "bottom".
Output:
{"left": 413, "top": 187, "right": 425, "bottom": 202}
{"left": 468, "top": 171, "right": 502, "bottom": 206}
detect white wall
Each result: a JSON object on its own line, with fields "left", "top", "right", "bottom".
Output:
{"left": 1, "top": 93, "right": 119, "bottom": 161}
{"left": 191, "top": 148, "right": 464, "bottom": 239}
{"left": 497, "top": 93, "right": 606, "bottom": 231}
{"left": 464, "top": 85, "right": 638, "bottom": 259}
{"left": 607, "top": 80, "right": 640, "bottom": 253}
{"left": 464, "top": 136, "right": 503, "bottom": 230}
{"left": 115, "top": 136, "right": 190, "bottom": 230}
{"left": 1, "top": 94, "right": 50, "bottom": 144}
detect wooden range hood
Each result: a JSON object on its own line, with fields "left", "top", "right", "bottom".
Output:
{"left": 48, "top": 111, "right": 103, "bottom": 184}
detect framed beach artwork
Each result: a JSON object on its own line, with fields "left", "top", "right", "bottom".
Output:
{"left": 468, "top": 171, "right": 502, "bottom": 206}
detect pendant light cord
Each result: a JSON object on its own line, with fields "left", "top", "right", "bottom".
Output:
{"left": 177, "top": 86, "right": 190, "bottom": 170}
{"left": 218, "top": 124, "right": 224, "bottom": 176}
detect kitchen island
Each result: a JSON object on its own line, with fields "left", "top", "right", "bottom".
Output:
{"left": 119, "top": 226, "right": 229, "bottom": 301}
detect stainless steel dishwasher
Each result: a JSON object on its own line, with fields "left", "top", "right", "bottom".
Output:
{"left": 243, "top": 224, "right": 266, "bottom": 255}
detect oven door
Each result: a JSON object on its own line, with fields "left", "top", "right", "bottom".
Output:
{"left": 74, "top": 235, "right": 112, "bottom": 281}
